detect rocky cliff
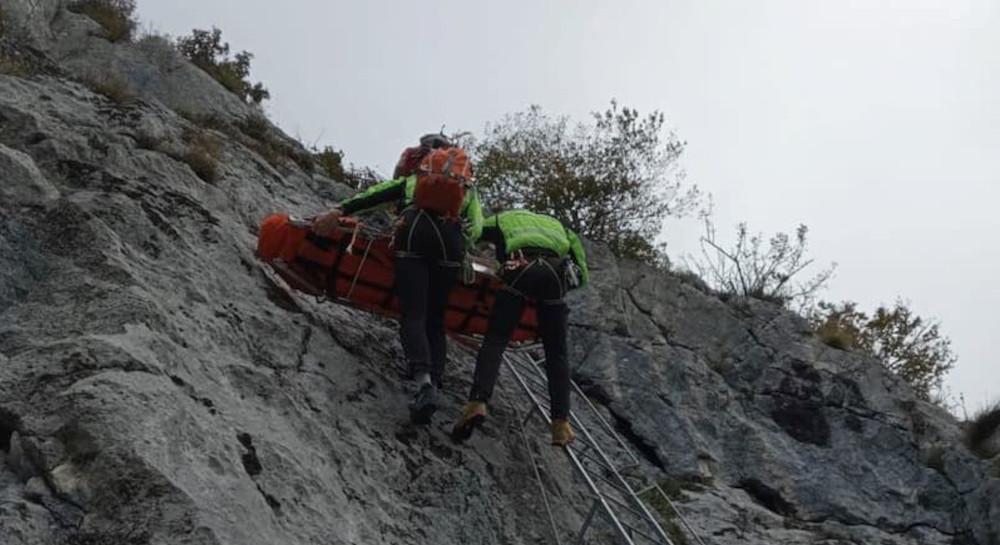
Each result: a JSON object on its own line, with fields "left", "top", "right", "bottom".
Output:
{"left": 1, "top": 2, "right": 998, "bottom": 544}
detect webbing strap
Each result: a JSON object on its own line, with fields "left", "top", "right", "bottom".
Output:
{"left": 345, "top": 237, "right": 375, "bottom": 301}
{"left": 457, "top": 278, "right": 493, "bottom": 333}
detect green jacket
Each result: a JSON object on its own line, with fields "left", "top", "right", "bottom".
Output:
{"left": 480, "top": 210, "right": 589, "bottom": 287}
{"left": 339, "top": 175, "right": 483, "bottom": 242}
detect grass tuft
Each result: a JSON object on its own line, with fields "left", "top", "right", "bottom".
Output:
{"left": 179, "top": 129, "right": 222, "bottom": 183}
{"left": 68, "top": 0, "right": 137, "bottom": 43}
{"left": 80, "top": 73, "right": 132, "bottom": 103}
{"left": 964, "top": 401, "right": 1000, "bottom": 459}
{"left": 639, "top": 479, "right": 692, "bottom": 545}
{"left": 921, "top": 445, "right": 946, "bottom": 472}
{"left": 0, "top": 54, "right": 31, "bottom": 77}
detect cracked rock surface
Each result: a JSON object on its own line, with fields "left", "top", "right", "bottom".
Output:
{"left": 2, "top": 3, "right": 998, "bottom": 544}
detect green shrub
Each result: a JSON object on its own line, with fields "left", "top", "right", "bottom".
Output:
{"left": 315, "top": 146, "right": 346, "bottom": 183}
{"left": 670, "top": 268, "right": 713, "bottom": 295}
{"left": 235, "top": 115, "right": 313, "bottom": 172}
{"left": 0, "top": 54, "right": 31, "bottom": 77}
{"left": 178, "top": 111, "right": 317, "bottom": 175}
{"left": 688, "top": 221, "right": 835, "bottom": 309}
{"left": 964, "top": 401, "right": 1000, "bottom": 459}
{"left": 639, "top": 483, "right": 689, "bottom": 545}
{"left": 817, "top": 322, "right": 854, "bottom": 350}
{"left": 176, "top": 27, "right": 269, "bottom": 105}
{"left": 472, "top": 102, "right": 697, "bottom": 264}
{"left": 81, "top": 73, "right": 132, "bottom": 103}
{"left": 810, "top": 300, "right": 956, "bottom": 401}
{"left": 343, "top": 166, "right": 381, "bottom": 190}
{"left": 68, "top": 0, "right": 137, "bottom": 43}
{"left": 179, "top": 129, "right": 222, "bottom": 183}
{"left": 920, "top": 445, "right": 946, "bottom": 472}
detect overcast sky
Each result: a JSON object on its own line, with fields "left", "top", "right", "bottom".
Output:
{"left": 138, "top": 0, "right": 999, "bottom": 412}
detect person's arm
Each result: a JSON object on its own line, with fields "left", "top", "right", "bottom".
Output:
{"left": 462, "top": 187, "right": 484, "bottom": 244}
{"left": 566, "top": 228, "right": 589, "bottom": 288}
{"left": 312, "top": 177, "right": 407, "bottom": 236}
{"left": 339, "top": 177, "right": 407, "bottom": 215}
{"left": 479, "top": 215, "right": 506, "bottom": 262}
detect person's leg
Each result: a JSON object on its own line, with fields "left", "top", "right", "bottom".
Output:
{"left": 426, "top": 262, "right": 459, "bottom": 386}
{"left": 394, "top": 256, "right": 431, "bottom": 379}
{"left": 452, "top": 288, "right": 524, "bottom": 442}
{"left": 531, "top": 257, "right": 574, "bottom": 446}
{"left": 423, "top": 217, "right": 464, "bottom": 387}
{"left": 538, "top": 300, "right": 571, "bottom": 421}
{"left": 469, "top": 289, "right": 525, "bottom": 403}
{"left": 398, "top": 255, "right": 440, "bottom": 425}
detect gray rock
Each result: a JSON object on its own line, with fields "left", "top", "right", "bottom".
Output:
{"left": 8, "top": 432, "right": 39, "bottom": 481}
{"left": 23, "top": 476, "right": 50, "bottom": 502}
{"left": 0, "top": 0, "right": 64, "bottom": 45}
{"left": 0, "top": 5, "right": 997, "bottom": 545}
{"left": 0, "top": 143, "right": 59, "bottom": 205}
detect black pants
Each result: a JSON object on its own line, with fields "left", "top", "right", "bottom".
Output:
{"left": 470, "top": 256, "right": 571, "bottom": 420}
{"left": 394, "top": 208, "right": 463, "bottom": 384}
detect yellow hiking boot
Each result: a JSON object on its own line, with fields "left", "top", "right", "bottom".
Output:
{"left": 551, "top": 419, "right": 576, "bottom": 447}
{"left": 451, "top": 401, "right": 488, "bottom": 443}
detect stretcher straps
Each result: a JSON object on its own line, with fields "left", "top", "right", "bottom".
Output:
{"left": 346, "top": 237, "right": 375, "bottom": 301}
{"left": 302, "top": 231, "right": 352, "bottom": 295}
{"left": 458, "top": 279, "right": 493, "bottom": 333}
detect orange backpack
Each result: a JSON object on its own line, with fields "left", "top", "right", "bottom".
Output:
{"left": 413, "top": 147, "right": 472, "bottom": 219}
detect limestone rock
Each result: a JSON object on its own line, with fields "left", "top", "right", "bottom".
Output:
{"left": 0, "top": 143, "right": 59, "bottom": 205}
{"left": 0, "top": 3, "right": 997, "bottom": 545}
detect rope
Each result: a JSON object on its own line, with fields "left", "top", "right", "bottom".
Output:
{"left": 346, "top": 235, "right": 376, "bottom": 302}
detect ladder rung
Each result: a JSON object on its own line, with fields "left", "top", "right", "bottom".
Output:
{"left": 520, "top": 373, "right": 550, "bottom": 395}
{"left": 618, "top": 519, "right": 669, "bottom": 545}
{"left": 603, "top": 492, "right": 672, "bottom": 542}
{"left": 571, "top": 445, "right": 620, "bottom": 476}
{"left": 600, "top": 492, "right": 657, "bottom": 528}
{"left": 635, "top": 484, "right": 657, "bottom": 496}
{"left": 570, "top": 440, "right": 636, "bottom": 478}
{"left": 588, "top": 467, "right": 634, "bottom": 499}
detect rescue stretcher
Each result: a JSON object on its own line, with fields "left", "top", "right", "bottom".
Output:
{"left": 255, "top": 213, "right": 539, "bottom": 342}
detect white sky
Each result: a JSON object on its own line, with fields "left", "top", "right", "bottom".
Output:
{"left": 138, "top": 0, "right": 999, "bottom": 412}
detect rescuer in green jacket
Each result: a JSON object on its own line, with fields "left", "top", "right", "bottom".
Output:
{"left": 451, "top": 210, "right": 588, "bottom": 446}
{"left": 312, "top": 136, "right": 483, "bottom": 424}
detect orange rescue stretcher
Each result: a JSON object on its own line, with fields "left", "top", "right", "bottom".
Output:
{"left": 256, "top": 213, "right": 539, "bottom": 342}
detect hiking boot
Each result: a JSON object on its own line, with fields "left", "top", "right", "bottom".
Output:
{"left": 551, "top": 419, "right": 576, "bottom": 446}
{"left": 409, "top": 382, "right": 438, "bottom": 425}
{"left": 450, "top": 401, "right": 487, "bottom": 443}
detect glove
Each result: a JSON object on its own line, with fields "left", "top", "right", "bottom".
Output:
{"left": 311, "top": 208, "right": 343, "bottom": 237}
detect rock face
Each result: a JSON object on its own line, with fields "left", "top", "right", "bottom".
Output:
{"left": 1, "top": 4, "right": 998, "bottom": 545}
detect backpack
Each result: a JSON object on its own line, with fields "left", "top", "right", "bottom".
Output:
{"left": 393, "top": 147, "right": 428, "bottom": 179}
{"left": 413, "top": 147, "right": 472, "bottom": 218}
{"left": 392, "top": 133, "right": 452, "bottom": 179}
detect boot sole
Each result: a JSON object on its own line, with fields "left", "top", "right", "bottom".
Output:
{"left": 410, "top": 401, "right": 437, "bottom": 425}
{"left": 551, "top": 436, "right": 576, "bottom": 447}
{"left": 450, "top": 414, "right": 486, "bottom": 443}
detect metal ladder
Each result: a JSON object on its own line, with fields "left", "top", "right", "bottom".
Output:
{"left": 497, "top": 343, "right": 709, "bottom": 545}
{"left": 262, "top": 259, "right": 707, "bottom": 544}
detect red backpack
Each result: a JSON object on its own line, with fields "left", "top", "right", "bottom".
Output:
{"left": 392, "top": 133, "right": 452, "bottom": 179}
{"left": 393, "top": 147, "right": 428, "bottom": 179}
{"left": 413, "top": 147, "right": 472, "bottom": 219}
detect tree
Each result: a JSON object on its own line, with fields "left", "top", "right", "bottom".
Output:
{"left": 811, "top": 300, "right": 956, "bottom": 401}
{"left": 469, "top": 101, "right": 699, "bottom": 263}
{"left": 687, "top": 214, "right": 836, "bottom": 309}
{"left": 176, "top": 28, "right": 270, "bottom": 105}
